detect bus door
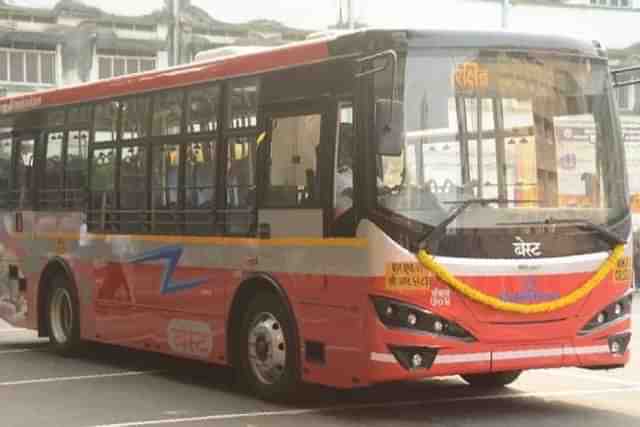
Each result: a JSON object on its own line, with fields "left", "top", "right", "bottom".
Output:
{"left": 258, "top": 101, "right": 336, "bottom": 239}
{"left": 257, "top": 100, "right": 336, "bottom": 299}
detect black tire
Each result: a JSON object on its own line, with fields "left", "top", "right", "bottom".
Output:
{"left": 46, "top": 274, "right": 82, "bottom": 355}
{"left": 461, "top": 370, "right": 522, "bottom": 388}
{"left": 237, "top": 291, "right": 300, "bottom": 401}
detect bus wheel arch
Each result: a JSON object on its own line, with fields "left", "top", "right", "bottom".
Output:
{"left": 37, "top": 258, "right": 78, "bottom": 339}
{"left": 227, "top": 274, "right": 302, "bottom": 399}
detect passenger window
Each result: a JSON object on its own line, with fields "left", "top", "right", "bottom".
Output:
{"left": 42, "top": 131, "right": 64, "bottom": 208}
{"left": 334, "top": 104, "right": 354, "bottom": 217}
{"left": 119, "top": 146, "right": 147, "bottom": 210}
{"left": 186, "top": 141, "right": 216, "bottom": 209}
{"left": 185, "top": 140, "right": 217, "bottom": 234}
{"left": 228, "top": 79, "right": 258, "bottom": 130}
{"left": 66, "top": 130, "right": 89, "bottom": 207}
{"left": 68, "top": 105, "right": 91, "bottom": 125}
{"left": 46, "top": 110, "right": 65, "bottom": 128}
{"left": 153, "top": 90, "right": 183, "bottom": 136}
{"left": 265, "top": 114, "right": 322, "bottom": 208}
{"left": 151, "top": 144, "right": 180, "bottom": 234}
{"left": 224, "top": 136, "right": 255, "bottom": 235}
{"left": 94, "top": 101, "right": 119, "bottom": 143}
{"left": 90, "top": 148, "right": 116, "bottom": 231}
{"left": 121, "top": 96, "right": 150, "bottom": 140}
{"left": 14, "top": 138, "right": 35, "bottom": 208}
{"left": 187, "top": 85, "right": 219, "bottom": 133}
{"left": 226, "top": 136, "right": 255, "bottom": 209}
{"left": 0, "top": 138, "right": 11, "bottom": 207}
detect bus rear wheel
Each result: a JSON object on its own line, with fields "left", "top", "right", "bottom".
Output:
{"left": 47, "top": 274, "right": 81, "bottom": 355}
{"left": 238, "top": 292, "right": 300, "bottom": 401}
{"left": 460, "top": 370, "right": 522, "bottom": 388}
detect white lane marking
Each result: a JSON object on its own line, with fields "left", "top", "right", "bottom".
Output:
{"left": 0, "top": 370, "right": 159, "bottom": 387}
{"left": 542, "top": 369, "right": 640, "bottom": 387}
{"left": 90, "top": 385, "right": 640, "bottom": 427}
{"left": 0, "top": 348, "right": 37, "bottom": 355}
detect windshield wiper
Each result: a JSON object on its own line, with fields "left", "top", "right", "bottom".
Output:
{"left": 417, "top": 198, "right": 538, "bottom": 252}
{"left": 498, "top": 218, "right": 626, "bottom": 249}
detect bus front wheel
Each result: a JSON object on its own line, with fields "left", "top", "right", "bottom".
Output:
{"left": 47, "top": 274, "right": 82, "bottom": 355}
{"left": 238, "top": 292, "right": 300, "bottom": 401}
{"left": 460, "top": 370, "right": 522, "bottom": 388}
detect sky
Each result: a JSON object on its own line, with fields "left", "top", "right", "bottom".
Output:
{"left": 7, "top": 0, "right": 640, "bottom": 49}
{"left": 3, "top": 0, "right": 506, "bottom": 29}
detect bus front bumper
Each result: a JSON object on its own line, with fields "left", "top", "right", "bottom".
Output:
{"left": 367, "top": 331, "right": 631, "bottom": 384}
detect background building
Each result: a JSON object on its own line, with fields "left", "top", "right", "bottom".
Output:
{"left": 0, "top": 0, "right": 308, "bottom": 97}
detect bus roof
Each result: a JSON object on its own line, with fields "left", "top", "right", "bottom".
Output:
{"left": 0, "top": 28, "right": 603, "bottom": 116}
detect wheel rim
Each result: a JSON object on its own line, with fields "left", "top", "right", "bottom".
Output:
{"left": 247, "top": 312, "right": 286, "bottom": 386}
{"left": 49, "top": 287, "right": 73, "bottom": 344}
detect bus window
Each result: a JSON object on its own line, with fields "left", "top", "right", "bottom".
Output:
{"left": 151, "top": 144, "right": 180, "bottom": 233}
{"left": 119, "top": 146, "right": 147, "bottom": 232}
{"left": 265, "top": 113, "right": 322, "bottom": 208}
{"left": 0, "top": 137, "right": 10, "bottom": 208}
{"left": 66, "top": 130, "right": 89, "bottom": 207}
{"left": 185, "top": 140, "right": 217, "bottom": 234}
{"left": 121, "top": 96, "right": 150, "bottom": 141}
{"left": 41, "top": 131, "right": 64, "bottom": 209}
{"left": 187, "top": 85, "right": 219, "bottom": 134}
{"left": 94, "top": 101, "right": 119, "bottom": 143}
{"left": 90, "top": 148, "right": 116, "bottom": 231}
{"left": 228, "top": 78, "right": 258, "bottom": 130}
{"left": 225, "top": 136, "right": 255, "bottom": 235}
{"left": 334, "top": 104, "right": 354, "bottom": 217}
{"left": 152, "top": 90, "right": 183, "bottom": 136}
{"left": 13, "top": 137, "right": 35, "bottom": 208}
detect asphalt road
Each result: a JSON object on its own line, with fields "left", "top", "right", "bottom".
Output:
{"left": 1, "top": 299, "right": 639, "bottom": 427}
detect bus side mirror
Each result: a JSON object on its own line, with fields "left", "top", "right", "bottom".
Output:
{"left": 375, "top": 99, "right": 404, "bottom": 156}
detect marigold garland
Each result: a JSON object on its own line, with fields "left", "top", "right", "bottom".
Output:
{"left": 416, "top": 245, "right": 626, "bottom": 314}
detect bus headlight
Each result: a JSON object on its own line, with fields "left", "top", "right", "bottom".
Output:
{"left": 580, "top": 293, "right": 633, "bottom": 334}
{"left": 371, "top": 296, "right": 475, "bottom": 341}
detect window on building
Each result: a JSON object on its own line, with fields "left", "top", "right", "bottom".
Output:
{"left": 153, "top": 90, "right": 183, "bottom": 136}
{"left": 0, "top": 48, "right": 55, "bottom": 85}
{"left": 97, "top": 54, "right": 156, "bottom": 79}
{"left": 187, "top": 85, "right": 220, "bottom": 133}
{"left": 228, "top": 78, "right": 259, "bottom": 130}
{"left": 617, "top": 86, "right": 631, "bottom": 110}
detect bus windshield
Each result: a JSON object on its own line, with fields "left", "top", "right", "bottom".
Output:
{"left": 377, "top": 48, "right": 629, "bottom": 234}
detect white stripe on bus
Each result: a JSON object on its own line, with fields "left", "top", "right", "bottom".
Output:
{"left": 370, "top": 345, "right": 612, "bottom": 365}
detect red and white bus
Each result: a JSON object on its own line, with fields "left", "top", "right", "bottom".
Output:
{"left": 0, "top": 29, "right": 633, "bottom": 400}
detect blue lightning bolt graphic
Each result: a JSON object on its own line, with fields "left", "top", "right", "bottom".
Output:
{"left": 130, "top": 246, "right": 208, "bottom": 295}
